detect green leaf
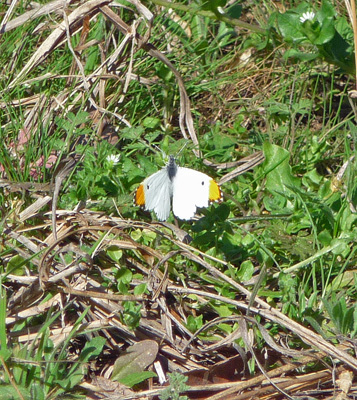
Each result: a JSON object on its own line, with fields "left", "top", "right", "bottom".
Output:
{"left": 262, "top": 142, "right": 300, "bottom": 196}
{"left": 79, "top": 337, "right": 106, "bottom": 362}
{"left": 29, "top": 383, "right": 45, "bottom": 400}
{"left": 335, "top": 15, "right": 353, "bottom": 39}
{"left": 142, "top": 117, "right": 161, "bottom": 129}
{"left": 214, "top": 203, "right": 230, "bottom": 221}
{"left": 6, "top": 255, "right": 26, "bottom": 275}
{"left": 330, "top": 238, "right": 349, "bottom": 256}
{"left": 107, "top": 246, "right": 123, "bottom": 263}
{"left": 277, "top": 12, "right": 305, "bottom": 43}
{"left": 314, "top": 19, "right": 335, "bottom": 45}
{"left": 284, "top": 49, "right": 319, "bottom": 61}
{"left": 0, "top": 348, "right": 12, "bottom": 362}
{"left": 218, "top": 232, "right": 243, "bottom": 262}
{"left": 316, "top": 0, "right": 336, "bottom": 22}
{"left": 162, "top": 17, "right": 190, "bottom": 43}
{"left": 226, "top": 3, "right": 242, "bottom": 19}
{"left": 116, "top": 268, "right": 133, "bottom": 284}
{"left": 186, "top": 314, "right": 203, "bottom": 332}
{"left": 324, "top": 31, "right": 352, "bottom": 66}
{"left": 156, "top": 65, "right": 173, "bottom": 82}
{"left": 200, "top": 0, "right": 226, "bottom": 12}
{"left": 329, "top": 270, "right": 356, "bottom": 291}
{"left": 0, "top": 384, "right": 31, "bottom": 400}
{"left": 134, "top": 283, "right": 147, "bottom": 295}
{"left": 214, "top": 305, "right": 233, "bottom": 318}
{"left": 304, "top": 316, "right": 325, "bottom": 337}
{"left": 317, "top": 229, "right": 332, "bottom": 246}
{"left": 191, "top": 15, "right": 208, "bottom": 40}
{"left": 123, "top": 302, "right": 142, "bottom": 329}
{"left": 119, "top": 371, "right": 157, "bottom": 387}
{"left": 303, "top": 168, "right": 323, "bottom": 186}
{"left": 56, "top": 371, "right": 84, "bottom": 390}
{"left": 118, "top": 280, "right": 129, "bottom": 295}
{"left": 341, "top": 307, "right": 354, "bottom": 335}
{"left": 237, "top": 260, "right": 254, "bottom": 282}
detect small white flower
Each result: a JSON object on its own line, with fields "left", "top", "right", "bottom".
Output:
{"left": 106, "top": 154, "right": 121, "bottom": 165}
{"left": 300, "top": 11, "right": 316, "bottom": 23}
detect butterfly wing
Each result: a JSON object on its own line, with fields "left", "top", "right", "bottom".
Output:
{"left": 172, "top": 167, "right": 222, "bottom": 220}
{"left": 135, "top": 168, "right": 172, "bottom": 221}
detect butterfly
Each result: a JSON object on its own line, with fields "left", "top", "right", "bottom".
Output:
{"left": 135, "top": 156, "right": 222, "bottom": 221}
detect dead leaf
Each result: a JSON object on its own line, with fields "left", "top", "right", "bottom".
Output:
{"left": 336, "top": 369, "right": 353, "bottom": 394}
{"left": 111, "top": 340, "right": 159, "bottom": 382}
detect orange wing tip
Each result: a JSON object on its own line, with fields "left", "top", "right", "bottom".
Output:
{"left": 135, "top": 184, "right": 146, "bottom": 207}
{"left": 209, "top": 180, "right": 223, "bottom": 203}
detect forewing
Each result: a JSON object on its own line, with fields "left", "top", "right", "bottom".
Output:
{"left": 140, "top": 169, "right": 172, "bottom": 221}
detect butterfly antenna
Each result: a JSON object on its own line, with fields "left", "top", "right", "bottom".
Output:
{"left": 176, "top": 140, "right": 189, "bottom": 158}
{"left": 152, "top": 143, "right": 167, "bottom": 157}
{"left": 138, "top": 139, "right": 168, "bottom": 160}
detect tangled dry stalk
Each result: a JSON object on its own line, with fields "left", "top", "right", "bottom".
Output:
{"left": 3, "top": 193, "right": 356, "bottom": 398}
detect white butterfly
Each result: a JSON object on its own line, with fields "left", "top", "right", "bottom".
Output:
{"left": 135, "top": 156, "right": 222, "bottom": 221}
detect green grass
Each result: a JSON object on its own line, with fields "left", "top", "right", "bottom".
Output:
{"left": 1, "top": 0, "right": 356, "bottom": 398}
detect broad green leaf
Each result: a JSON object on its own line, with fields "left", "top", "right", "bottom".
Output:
{"left": 142, "top": 117, "right": 161, "bottom": 129}
{"left": 314, "top": 19, "right": 335, "bottom": 45}
{"left": 107, "top": 246, "right": 123, "bottom": 263}
{"left": 330, "top": 238, "right": 350, "bottom": 256}
{"left": 6, "top": 255, "right": 26, "bottom": 275}
{"left": 317, "top": 229, "right": 332, "bottom": 246}
{"left": 123, "top": 302, "right": 142, "bottom": 329}
{"left": 217, "top": 323, "right": 233, "bottom": 333}
{"left": 316, "top": 0, "right": 336, "bottom": 22}
{"left": 277, "top": 12, "right": 305, "bottom": 43}
{"left": 218, "top": 232, "right": 243, "bottom": 262}
{"left": 191, "top": 15, "right": 208, "bottom": 40}
{"left": 29, "top": 383, "right": 45, "bottom": 400}
{"left": 119, "top": 371, "right": 157, "bottom": 387}
{"left": 134, "top": 283, "right": 147, "bottom": 295}
{"left": 79, "top": 337, "right": 106, "bottom": 362}
{"left": 341, "top": 307, "right": 354, "bottom": 335}
{"left": 237, "top": 260, "right": 254, "bottom": 282}
{"left": 215, "top": 203, "right": 230, "bottom": 221}
{"left": 187, "top": 314, "right": 203, "bottom": 332}
{"left": 56, "top": 371, "right": 84, "bottom": 390}
{"left": 303, "top": 168, "right": 323, "bottom": 186}
{"left": 335, "top": 15, "right": 353, "bottom": 39}
{"left": 262, "top": 142, "right": 300, "bottom": 196}
{"left": 213, "top": 305, "right": 233, "bottom": 318}
{"left": 329, "top": 270, "right": 356, "bottom": 291}
{"left": 0, "top": 385, "right": 31, "bottom": 400}
{"left": 116, "top": 268, "right": 133, "bottom": 284}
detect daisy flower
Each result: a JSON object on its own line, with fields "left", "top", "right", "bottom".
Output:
{"left": 106, "top": 154, "right": 121, "bottom": 165}
{"left": 300, "top": 11, "right": 315, "bottom": 24}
